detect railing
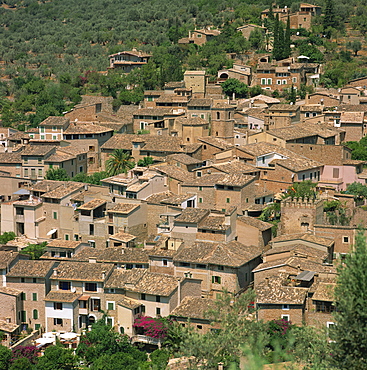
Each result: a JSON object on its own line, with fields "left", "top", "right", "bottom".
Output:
{"left": 131, "top": 335, "right": 162, "bottom": 346}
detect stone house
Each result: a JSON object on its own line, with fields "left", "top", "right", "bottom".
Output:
{"left": 108, "top": 50, "right": 152, "bottom": 72}
{"left": 0, "top": 251, "right": 27, "bottom": 287}
{"left": 46, "top": 261, "right": 114, "bottom": 332}
{"left": 178, "top": 29, "right": 220, "bottom": 46}
{"left": 218, "top": 63, "right": 252, "bottom": 85}
{"left": 175, "top": 117, "right": 210, "bottom": 143}
{"left": 143, "top": 90, "right": 165, "bottom": 108}
{"left": 237, "top": 24, "right": 266, "bottom": 40}
{"left": 152, "top": 165, "right": 194, "bottom": 194}
{"left": 105, "top": 268, "right": 201, "bottom": 336}
{"left": 306, "top": 92, "right": 340, "bottom": 106}
{"left": 40, "top": 240, "right": 89, "bottom": 260}
{"left": 184, "top": 71, "right": 206, "bottom": 98}
{"left": 35, "top": 116, "right": 70, "bottom": 141}
{"left": 6, "top": 260, "right": 56, "bottom": 331}
{"left": 0, "top": 152, "right": 22, "bottom": 178}
{"left": 236, "top": 216, "right": 272, "bottom": 250}
{"left": 340, "top": 87, "right": 361, "bottom": 105}
{"left": 265, "top": 104, "right": 300, "bottom": 129}
{"left": 173, "top": 240, "right": 262, "bottom": 298}
{"left": 170, "top": 296, "right": 217, "bottom": 333}
{"left": 187, "top": 98, "right": 212, "bottom": 122}
{"left": 211, "top": 102, "right": 235, "bottom": 139}
{"left": 166, "top": 154, "right": 203, "bottom": 172}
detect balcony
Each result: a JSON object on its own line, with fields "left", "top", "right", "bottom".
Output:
{"left": 15, "top": 214, "right": 24, "bottom": 222}
{"left": 79, "top": 308, "right": 88, "bottom": 315}
{"left": 131, "top": 335, "right": 162, "bottom": 347}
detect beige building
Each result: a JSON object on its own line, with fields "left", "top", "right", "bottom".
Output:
{"left": 6, "top": 260, "right": 56, "bottom": 331}
{"left": 184, "top": 71, "right": 206, "bottom": 98}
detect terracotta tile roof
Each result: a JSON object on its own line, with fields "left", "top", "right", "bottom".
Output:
{"left": 154, "top": 165, "right": 194, "bottom": 182}
{"left": 118, "top": 296, "right": 141, "bottom": 310}
{"left": 216, "top": 174, "right": 255, "bottom": 187}
{"left": 44, "top": 291, "right": 81, "bottom": 303}
{"left": 160, "top": 193, "right": 196, "bottom": 206}
{"left": 155, "top": 95, "right": 188, "bottom": 103}
{"left": 240, "top": 142, "right": 294, "bottom": 157}
{"left": 256, "top": 275, "right": 308, "bottom": 305}
{"left": 42, "top": 182, "right": 84, "bottom": 199}
{"left": 47, "top": 240, "right": 82, "bottom": 249}
{"left": 78, "top": 199, "right": 106, "bottom": 210}
{"left": 40, "top": 116, "right": 70, "bottom": 126}
{"left": 174, "top": 208, "right": 210, "bottom": 224}
{"left": 109, "top": 233, "right": 137, "bottom": 243}
{"left": 45, "top": 151, "right": 75, "bottom": 163}
{"left": 300, "top": 105, "right": 324, "bottom": 112}
{"left": 198, "top": 137, "right": 233, "bottom": 150}
{"left": 7, "top": 260, "right": 55, "bottom": 278}
{"left": 0, "top": 286, "right": 22, "bottom": 296}
{"left": 237, "top": 216, "right": 273, "bottom": 231}
{"left": 145, "top": 191, "right": 175, "bottom": 204}
{"left": 206, "top": 161, "right": 258, "bottom": 175}
{"left": 101, "top": 134, "right": 184, "bottom": 153}
{"left": 144, "top": 90, "right": 165, "bottom": 96}
{"left": 271, "top": 233, "right": 334, "bottom": 247}
{"left": 72, "top": 247, "right": 148, "bottom": 264}
{"left": 0, "top": 320, "right": 19, "bottom": 333}
{"left": 334, "top": 104, "right": 367, "bottom": 112}
{"left": 148, "top": 247, "right": 176, "bottom": 258}
{"left": 109, "top": 50, "right": 152, "bottom": 58}
{"left": 167, "top": 153, "right": 203, "bottom": 165}
{"left": 165, "top": 81, "right": 185, "bottom": 89}
{"left": 312, "top": 282, "right": 336, "bottom": 302}
{"left": 170, "top": 296, "right": 215, "bottom": 320}
{"left": 126, "top": 182, "right": 149, "bottom": 193}
{"left": 30, "top": 180, "right": 64, "bottom": 193}
{"left": 187, "top": 99, "right": 212, "bottom": 107}
{"left": 263, "top": 244, "right": 328, "bottom": 261}
{"left": 64, "top": 122, "right": 113, "bottom": 134}
{"left": 51, "top": 261, "right": 114, "bottom": 282}
{"left": 105, "top": 268, "right": 179, "bottom": 296}
{"left": 198, "top": 215, "right": 229, "bottom": 231}
{"left": 174, "top": 240, "right": 261, "bottom": 267}
{"left": 0, "top": 251, "right": 20, "bottom": 269}
{"left": 0, "top": 152, "right": 22, "bottom": 164}
{"left": 181, "top": 173, "right": 225, "bottom": 187}
{"left": 268, "top": 104, "right": 299, "bottom": 112}
{"left": 133, "top": 107, "right": 173, "bottom": 116}
{"left": 107, "top": 203, "right": 139, "bottom": 214}
{"left": 21, "top": 145, "right": 56, "bottom": 156}
{"left": 271, "top": 156, "right": 322, "bottom": 172}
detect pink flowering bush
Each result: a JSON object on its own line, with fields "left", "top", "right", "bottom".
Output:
{"left": 133, "top": 316, "right": 170, "bottom": 339}
{"left": 11, "top": 345, "right": 39, "bottom": 364}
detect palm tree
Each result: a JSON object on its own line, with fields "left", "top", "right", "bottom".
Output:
{"left": 106, "top": 149, "right": 135, "bottom": 176}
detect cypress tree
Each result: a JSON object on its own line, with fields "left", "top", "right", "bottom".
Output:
{"left": 331, "top": 230, "right": 367, "bottom": 369}
{"left": 272, "top": 14, "right": 281, "bottom": 60}
{"left": 283, "top": 16, "right": 291, "bottom": 59}
{"left": 323, "top": 0, "right": 338, "bottom": 37}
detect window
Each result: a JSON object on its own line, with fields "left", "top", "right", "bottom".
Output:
{"left": 141, "top": 293, "right": 146, "bottom": 300}
{"left": 199, "top": 186, "right": 202, "bottom": 191}
{"left": 226, "top": 198, "right": 230, "bottom": 203}
{"left": 212, "top": 276, "right": 221, "bottom": 284}
{"left": 197, "top": 264, "right": 206, "bottom": 269}
{"left": 292, "top": 77, "right": 297, "bottom": 83}
{"left": 162, "top": 259, "right": 168, "bottom": 266}
{"left": 267, "top": 78, "right": 272, "bottom": 85}
{"left": 21, "top": 278, "right": 25, "bottom": 283}
{"left": 107, "top": 301, "right": 115, "bottom": 311}
{"left": 40, "top": 127, "right": 45, "bottom": 133}
{"left": 33, "top": 278, "right": 37, "bottom": 283}
{"left": 91, "top": 299, "right": 101, "bottom": 311}
{"left": 343, "top": 236, "right": 350, "bottom": 243}
{"left": 33, "top": 309, "right": 38, "bottom": 319}
{"left": 197, "top": 171, "right": 202, "bottom": 177}
{"left": 74, "top": 234, "right": 79, "bottom": 241}
{"left": 53, "top": 211, "right": 57, "bottom": 220}
{"left": 21, "top": 311, "right": 26, "bottom": 322}
{"left": 24, "top": 169, "right": 29, "bottom": 177}
{"left": 65, "top": 234, "right": 69, "bottom": 241}
{"left": 281, "top": 315, "right": 290, "bottom": 321}
{"left": 54, "top": 318, "right": 63, "bottom": 326}
{"left": 156, "top": 307, "right": 161, "bottom": 316}
{"left": 276, "top": 80, "right": 281, "bottom": 85}
{"left": 59, "top": 281, "right": 71, "bottom": 290}
{"left": 106, "top": 317, "right": 113, "bottom": 326}
{"left": 156, "top": 295, "right": 161, "bottom": 302}
{"left": 261, "top": 78, "right": 266, "bottom": 85}
{"left": 85, "top": 282, "right": 97, "bottom": 292}
{"left": 21, "top": 292, "right": 26, "bottom": 300}
{"left": 217, "top": 265, "right": 224, "bottom": 271}
{"left": 108, "top": 226, "right": 114, "bottom": 235}
{"left": 32, "top": 293, "right": 37, "bottom": 301}
{"left": 89, "top": 224, "right": 94, "bottom": 235}
{"left": 333, "top": 168, "right": 339, "bottom": 179}
{"left": 54, "top": 302, "right": 63, "bottom": 310}
{"left": 197, "top": 325, "right": 202, "bottom": 329}
{"left": 180, "top": 262, "right": 190, "bottom": 267}
{"left": 60, "top": 251, "right": 66, "bottom": 257}
{"left": 35, "top": 324, "right": 41, "bottom": 330}
{"left": 40, "top": 135, "right": 45, "bottom": 140}
{"left": 282, "top": 304, "right": 289, "bottom": 310}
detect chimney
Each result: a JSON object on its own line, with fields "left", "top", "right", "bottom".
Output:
{"left": 53, "top": 269, "right": 58, "bottom": 276}
{"left": 265, "top": 277, "right": 269, "bottom": 286}
{"left": 121, "top": 248, "right": 125, "bottom": 254}
{"left": 89, "top": 257, "right": 97, "bottom": 263}
{"left": 6, "top": 317, "right": 11, "bottom": 323}
{"left": 177, "top": 278, "right": 181, "bottom": 304}
{"left": 102, "top": 271, "right": 106, "bottom": 280}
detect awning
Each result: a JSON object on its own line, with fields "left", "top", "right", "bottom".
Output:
{"left": 13, "top": 189, "right": 30, "bottom": 195}
{"left": 46, "top": 228, "right": 58, "bottom": 236}
{"left": 296, "top": 270, "right": 315, "bottom": 281}
{"left": 78, "top": 295, "right": 90, "bottom": 301}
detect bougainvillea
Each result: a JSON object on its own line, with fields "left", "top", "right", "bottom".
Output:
{"left": 11, "top": 345, "right": 39, "bottom": 364}
{"left": 268, "top": 318, "right": 293, "bottom": 336}
{"left": 133, "top": 316, "right": 170, "bottom": 339}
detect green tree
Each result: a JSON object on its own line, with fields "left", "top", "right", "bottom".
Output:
{"left": 284, "top": 180, "right": 317, "bottom": 200}
{"left": 22, "top": 241, "right": 48, "bottom": 259}
{"left": 45, "top": 168, "right": 70, "bottom": 181}
{"left": 137, "top": 156, "right": 154, "bottom": 167}
{"left": 331, "top": 229, "right": 367, "bottom": 369}
{"left": 347, "top": 40, "right": 362, "bottom": 56}
{"left": 220, "top": 78, "right": 248, "bottom": 99}
{"left": 0, "top": 231, "right": 16, "bottom": 245}
{"left": 323, "top": 0, "right": 339, "bottom": 37}
{"left": 283, "top": 16, "right": 291, "bottom": 59}
{"left": 35, "top": 344, "right": 76, "bottom": 370}
{"left": 105, "top": 149, "right": 135, "bottom": 176}
{"left": 345, "top": 182, "right": 367, "bottom": 201}
{"left": 9, "top": 358, "right": 34, "bottom": 370}
{"left": 0, "top": 345, "right": 12, "bottom": 370}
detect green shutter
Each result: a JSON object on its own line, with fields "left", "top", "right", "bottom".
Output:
{"left": 33, "top": 309, "right": 38, "bottom": 319}
{"left": 21, "top": 311, "right": 26, "bottom": 322}
{"left": 21, "top": 292, "right": 26, "bottom": 300}
{"left": 32, "top": 293, "right": 37, "bottom": 301}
